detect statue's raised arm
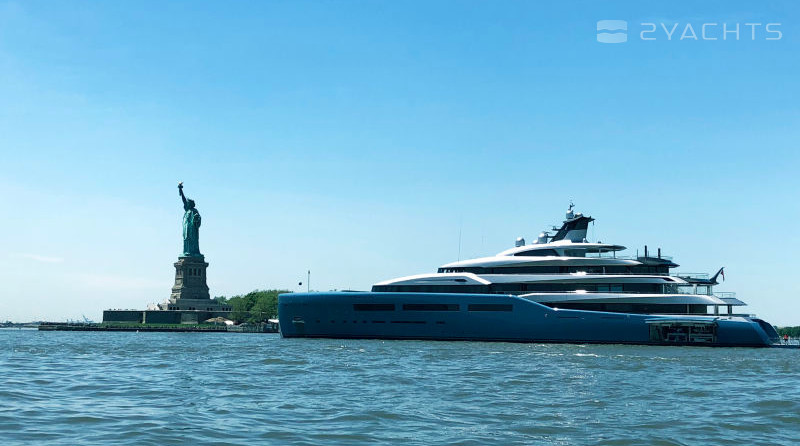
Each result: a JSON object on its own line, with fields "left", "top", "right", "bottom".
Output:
{"left": 178, "top": 182, "right": 188, "bottom": 209}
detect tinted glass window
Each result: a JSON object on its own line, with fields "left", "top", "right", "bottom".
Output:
{"left": 468, "top": 304, "right": 513, "bottom": 312}
{"left": 514, "top": 249, "right": 558, "bottom": 257}
{"left": 353, "top": 304, "right": 395, "bottom": 311}
{"left": 403, "top": 304, "right": 460, "bottom": 311}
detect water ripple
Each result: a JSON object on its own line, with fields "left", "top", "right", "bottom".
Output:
{"left": 1, "top": 331, "right": 800, "bottom": 445}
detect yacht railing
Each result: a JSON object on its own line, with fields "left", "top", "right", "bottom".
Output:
{"left": 505, "top": 290, "right": 714, "bottom": 295}
{"left": 674, "top": 272, "right": 710, "bottom": 280}
{"left": 440, "top": 270, "right": 714, "bottom": 279}
{"left": 654, "top": 312, "right": 756, "bottom": 318}
{"left": 506, "top": 289, "right": 737, "bottom": 298}
{"left": 469, "top": 271, "right": 674, "bottom": 277}
{"left": 478, "top": 271, "right": 678, "bottom": 277}
{"left": 713, "top": 292, "right": 737, "bottom": 299}
{"left": 442, "top": 269, "right": 676, "bottom": 276}
{"left": 585, "top": 253, "right": 674, "bottom": 261}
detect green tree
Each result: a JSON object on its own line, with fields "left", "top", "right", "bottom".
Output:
{"left": 247, "top": 290, "right": 281, "bottom": 323}
{"left": 776, "top": 326, "right": 800, "bottom": 337}
{"left": 224, "top": 289, "right": 289, "bottom": 323}
{"left": 227, "top": 295, "right": 250, "bottom": 323}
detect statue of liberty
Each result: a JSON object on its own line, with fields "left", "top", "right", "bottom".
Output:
{"left": 178, "top": 182, "right": 202, "bottom": 257}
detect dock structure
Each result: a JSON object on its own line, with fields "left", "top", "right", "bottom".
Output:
{"left": 39, "top": 322, "right": 227, "bottom": 332}
{"left": 38, "top": 322, "right": 278, "bottom": 333}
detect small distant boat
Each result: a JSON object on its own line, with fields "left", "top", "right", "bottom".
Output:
{"left": 204, "top": 317, "right": 235, "bottom": 326}
{"left": 279, "top": 205, "right": 782, "bottom": 347}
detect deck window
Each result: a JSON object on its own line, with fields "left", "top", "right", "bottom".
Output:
{"left": 514, "top": 249, "right": 558, "bottom": 257}
{"left": 353, "top": 304, "right": 395, "bottom": 311}
{"left": 403, "top": 304, "right": 460, "bottom": 311}
{"left": 468, "top": 304, "right": 513, "bottom": 312}
{"left": 372, "top": 285, "right": 487, "bottom": 293}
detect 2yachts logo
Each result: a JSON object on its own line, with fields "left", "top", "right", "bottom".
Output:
{"left": 597, "top": 20, "right": 628, "bottom": 43}
{"left": 597, "top": 20, "right": 783, "bottom": 43}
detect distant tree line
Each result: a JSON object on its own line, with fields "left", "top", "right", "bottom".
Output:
{"left": 214, "top": 289, "right": 290, "bottom": 324}
{"left": 776, "top": 326, "right": 800, "bottom": 338}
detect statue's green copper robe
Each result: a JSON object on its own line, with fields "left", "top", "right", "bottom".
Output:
{"left": 183, "top": 206, "right": 201, "bottom": 256}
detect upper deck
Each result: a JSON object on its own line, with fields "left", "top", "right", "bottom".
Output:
{"left": 373, "top": 205, "right": 732, "bottom": 309}
{"left": 442, "top": 205, "right": 679, "bottom": 272}
{"left": 497, "top": 240, "right": 627, "bottom": 258}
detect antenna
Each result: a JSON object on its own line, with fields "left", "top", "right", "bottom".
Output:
{"left": 458, "top": 216, "right": 464, "bottom": 261}
{"left": 457, "top": 221, "right": 463, "bottom": 261}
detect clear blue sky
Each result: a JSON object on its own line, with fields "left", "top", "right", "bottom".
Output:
{"left": 1, "top": 1, "right": 798, "bottom": 324}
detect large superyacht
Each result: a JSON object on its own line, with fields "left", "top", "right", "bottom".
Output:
{"left": 279, "top": 205, "right": 780, "bottom": 347}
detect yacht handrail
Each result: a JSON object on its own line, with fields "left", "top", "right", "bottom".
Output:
{"left": 499, "top": 290, "right": 714, "bottom": 295}
{"left": 434, "top": 271, "right": 717, "bottom": 279}
{"left": 674, "top": 272, "right": 710, "bottom": 279}
{"left": 642, "top": 313, "right": 755, "bottom": 317}
{"left": 441, "top": 271, "right": 674, "bottom": 276}
{"left": 586, "top": 253, "right": 674, "bottom": 261}
{"left": 505, "top": 272, "right": 671, "bottom": 276}
{"left": 713, "top": 292, "right": 737, "bottom": 299}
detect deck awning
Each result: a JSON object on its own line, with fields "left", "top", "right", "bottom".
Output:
{"left": 718, "top": 297, "right": 747, "bottom": 306}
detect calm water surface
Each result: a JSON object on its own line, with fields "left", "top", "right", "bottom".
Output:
{"left": 1, "top": 330, "right": 799, "bottom": 445}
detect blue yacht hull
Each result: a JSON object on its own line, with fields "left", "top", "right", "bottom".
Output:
{"left": 278, "top": 292, "right": 778, "bottom": 347}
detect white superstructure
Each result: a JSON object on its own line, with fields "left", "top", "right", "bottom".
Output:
{"left": 373, "top": 205, "right": 741, "bottom": 316}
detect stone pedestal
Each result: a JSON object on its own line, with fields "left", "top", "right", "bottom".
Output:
{"left": 155, "top": 255, "right": 227, "bottom": 315}
{"left": 148, "top": 255, "right": 230, "bottom": 319}
{"left": 170, "top": 255, "right": 210, "bottom": 302}
{"left": 158, "top": 256, "right": 231, "bottom": 316}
